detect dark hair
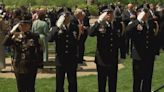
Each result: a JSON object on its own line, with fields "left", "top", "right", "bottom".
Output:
{"left": 13, "top": 8, "right": 22, "bottom": 19}
{"left": 37, "top": 11, "right": 46, "bottom": 20}
{"left": 56, "top": 7, "right": 71, "bottom": 19}
{"left": 20, "top": 12, "right": 32, "bottom": 24}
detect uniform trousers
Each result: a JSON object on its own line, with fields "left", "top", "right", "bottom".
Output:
{"left": 97, "top": 64, "right": 118, "bottom": 92}
{"left": 15, "top": 72, "right": 37, "bottom": 92}
{"left": 119, "top": 38, "right": 126, "bottom": 59}
{"left": 77, "top": 31, "right": 88, "bottom": 64}
{"left": 56, "top": 65, "right": 77, "bottom": 92}
{"left": 133, "top": 57, "right": 155, "bottom": 92}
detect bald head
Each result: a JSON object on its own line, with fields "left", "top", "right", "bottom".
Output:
{"left": 128, "top": 3, "right": 134, "bottom": 10}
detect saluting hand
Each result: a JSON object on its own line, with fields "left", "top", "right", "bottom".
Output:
{"left": 97, "top": 12, "right": 107, "bottom": 23}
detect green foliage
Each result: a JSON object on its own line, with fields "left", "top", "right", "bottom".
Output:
{"left": 3, "top": 0, "right": 163, "bottom": 6}
{"left": 3, "top": 0, "right": 164, "bottom": 16}
{"left": 77, "top": 4, "right": 99, "bottom": 15}
{"left": 88, "top": 5, "right": 99, "bottom": 15}
{"left": 85, "top": 36, "right": 96, "bottom": 56}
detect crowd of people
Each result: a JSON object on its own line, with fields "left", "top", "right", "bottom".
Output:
{"left": 0, "top": 2, "right": 164, "bottom": 92}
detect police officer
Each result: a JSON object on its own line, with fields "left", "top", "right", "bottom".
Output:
{"left": 89, "top": 8, "right": 121, "bottom": 92}
{"left": 48, "top": 11, "right": 78, "bottom": 92}
{"left": 2, "top": 13, "right": 43, "bottom": 92}
{"left": 126, "top": 8, "right": 160, "bottom": 92}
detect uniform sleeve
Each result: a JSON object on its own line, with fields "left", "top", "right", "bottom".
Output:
{"left": 48, "top": 27, "right": 58, "bottom": 42}
{"left": 33, "top": 34, "right": 44, "bottom": 68}
{"left": 89, "top": 21, "right": 100, "bottom": 37}
{"left": 126, "top": 20, "right": 139, "bottom": 32}
{"left": 1, "top": 33, "right": 14, "bottom": 46}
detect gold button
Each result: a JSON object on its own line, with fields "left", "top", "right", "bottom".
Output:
{"left": 110, "top": 38, "right": 113, "bottom": 41}
{"left": 66, "top": 35, "right": 69, "bottom": 37}
{"left": 110, "top": 44, "right": 113, "bottom": 47}
{"left": 146, "top": 46, "right": 149, "bottom": 49}
{"left": 22, "top": 49, "right": 25, "bottom": 51}
{"left": 65, "top": 51, "right": 68, "bottom": 53}
{"left": 146, "top": 41, "right": 149, "bottom": 44}
{"left": 66, "top": 40, "right": 69, "bottom": 42}
{"left": 22, "top": 53, "right": 25, "bottom": 59}
{"left": 66, "top": 45, "right": 68, "bottom": 48}
{"left": 146, "top": 36, "right": 149, "bottom": 38}
{"left": 110, "top": 49, "right": 112, "bottom": 52}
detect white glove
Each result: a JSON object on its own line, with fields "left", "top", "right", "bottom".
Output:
{"left": 97, "top": 12, "right": 107, "bottom": 23}
{"left": 56, "top": 14, "right": 65, "bottom": 28}
{"left": 137, "top": 11, "right": 146, "bottom": 22}
{"left": 10, "top": 23, "right": 20, "bottom": 34}
{"left": 0, "top": 10, "right": 2, "bottom": 14}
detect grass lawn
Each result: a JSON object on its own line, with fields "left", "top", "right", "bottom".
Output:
{"left": 0, "top": 37, "right": 164, "bottom": 92}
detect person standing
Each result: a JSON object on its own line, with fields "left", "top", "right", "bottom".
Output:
{"left": 122, "top": 3, "right": 137, "bottom": 55}
{"left": 2, "top": 13, "right": 43, "bottom": 92}
{"left": 89, "top": 8, "right": 121, "bottom": 92}
{"left": 114, "top": 5, "right": 126, "bottom": 60}
{"left": 48, "top": 11, "right": 78, "bottom": 92}
{"left": 0, "top": 17, "right": 6, "bottom": 71}
{"left": 32, "top": 10, "right": 49, "bottom": 62}
{"left": 0, "top": 9, "right": 10, "bottom": 71}
{"left": 71, "top": 8, "right": 89, "bottom": 64}
{"left": 126, "top": 9, "right": 160, "bottom": 92}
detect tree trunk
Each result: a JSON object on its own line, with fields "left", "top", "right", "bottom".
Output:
{"left": 86, "top": 0, "right": 95, "bottom": 5}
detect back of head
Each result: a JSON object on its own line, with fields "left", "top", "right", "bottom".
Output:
{"left": 128, "top": 3, "right": 134, "bottom": 10}
{"left": 37, "top": 10, "right": 46, "bottom": 20}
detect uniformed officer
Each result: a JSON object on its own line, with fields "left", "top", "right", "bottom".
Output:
{"left": 126, "top": 8, "right": 160, "bottom": 92}
{"left": 114, "top": 6, "right": 126, "bottom": 60}
{"left": 48, "top": 11, "right": 78, "bottom": 92}
{"left": 2, "top": 13, "right": 43, "bottom": 92}
{"left": 158, "top": 5, "right": 164, "bottom": 49}
{"left": 89, "top": 8, "right": 121, "bottom": 92}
